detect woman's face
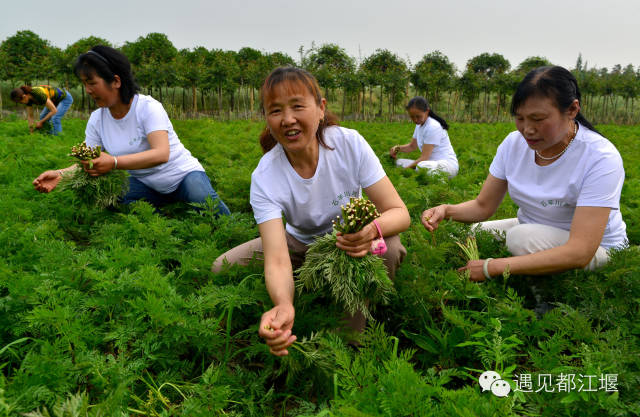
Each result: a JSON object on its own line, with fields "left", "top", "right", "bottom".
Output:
{"left": 514, "top": 95, "right": 579, "bottom": 156}
{"left": 408, "top": 107, "right": 429, "bottom": 125}
{"left": 264, "top": 81, "right": 325, "bottom": 156}
{"left": 18, "top": 94, "right": 30, "bottom": 104}
{"left": 80, "top": 72, "right": 121, "bottom": 108}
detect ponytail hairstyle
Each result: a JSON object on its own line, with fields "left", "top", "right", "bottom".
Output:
{"left": 406, "top": 96, "right": 449, "bottom": 130}
{"left": 73, "top": 45, "right": 140, "bottom": 104}
{"left": 10, "top": 86, "right": 32, "bottom": 102}
{"left": 511, "top": 65, "right": 599, "bottom": 134}
{"left": 259, "top": 66, "right": 338, "bottom": 154}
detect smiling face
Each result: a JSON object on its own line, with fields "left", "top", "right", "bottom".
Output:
{"left": 408, "top": 106, "right": 429, "bottom": 125}
{"left": 80, "top": 72, "right": 122, "bottom": 108}
{"left": 514, "top": 95, "right": 579, "bottom": 157}
{"left": 263, "top": 80, "right": 326, "bottom": 156}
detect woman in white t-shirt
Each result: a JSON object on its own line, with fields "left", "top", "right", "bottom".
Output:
{"left": 212, "top": 67, "right": 410, "bottom": 356}
{"left": 390, "top": 96, "right": 458, "bottom": 178}
{"left": 32, "top": 46, "right": 230, "bottom": 215}
{"left": 422, "top": 66, "right": 627, "bottom": 281}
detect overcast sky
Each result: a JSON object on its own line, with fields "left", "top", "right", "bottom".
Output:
{"left": 1, "top": 0, "right": 638, "bottom": 73}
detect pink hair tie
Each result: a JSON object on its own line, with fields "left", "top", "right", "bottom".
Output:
{"left": 370, "top": 219, "right": 387, "bottom": 255}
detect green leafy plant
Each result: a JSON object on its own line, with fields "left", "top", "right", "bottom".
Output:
{"left": 60, "top": 142, "right": 128, "bottom": 209}
{"left": 296, "top": 198, "right": 394, "bottom": 319}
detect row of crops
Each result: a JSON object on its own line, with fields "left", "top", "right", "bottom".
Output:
{"left": 0, "top": 119, "right": 638, "bottom": 415}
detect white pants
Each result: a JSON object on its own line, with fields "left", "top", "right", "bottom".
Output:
{"left": 395, "top": 158, "right": 459, "bottom": 178}
{"left": 475, "top": 218, "right": 609, "bottom": 270}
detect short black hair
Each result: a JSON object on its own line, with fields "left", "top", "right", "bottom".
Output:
{"left": 511, "top": 66, "right": 598, "bottom": 133}
{"left": 74, "top": 45, "right": 139, "bottom": 104}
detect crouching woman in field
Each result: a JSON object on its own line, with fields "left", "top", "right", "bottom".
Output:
{"left": 212, "top": 67, "right": 410, "bottom": 356}
{"left": 422, "top": 66, "right": 627, "bottom": 281}
{"left": 32, "top": 46, "right": 230, "bottom": 214}
{"left": 390, "top": 96, "right": 459, "bottom": 178}
{"left": 11, "top": 85, "right": 73, "bottom": 135}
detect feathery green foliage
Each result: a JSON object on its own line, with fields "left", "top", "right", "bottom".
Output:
{"left": 296, "top": 197, "right": 392, "bottom": 320}
{"left": 60, "top": 142, "right": 128, "bottom": 209}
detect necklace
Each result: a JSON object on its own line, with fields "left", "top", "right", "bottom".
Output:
{"left": 535, "top": 121, "right": 578, "bottom": 161}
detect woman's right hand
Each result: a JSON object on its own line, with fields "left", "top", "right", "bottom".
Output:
{"left": 33, "top": 170, "right": 62, "bottom": 193}
{"left": 258, "top": 303, "right": 296, "bottom": 356}
{"left": 421, "top": 204, "right": 449, "bottom": 232}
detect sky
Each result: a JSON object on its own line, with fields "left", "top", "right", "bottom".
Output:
{"left": 1, "top": 0, "right": 638, "bottom": 73}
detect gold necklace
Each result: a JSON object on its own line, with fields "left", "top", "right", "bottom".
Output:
{"left": 535, "top": 121, "right": 578, "bottom": 161}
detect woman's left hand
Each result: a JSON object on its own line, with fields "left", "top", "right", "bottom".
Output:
{"left": 336, "top": 223, "right": 376, "bottom": 258}
{"left": 457, "top": 259, "right": 487, "bottom": 282}
{"left": 81, "top": 153, "right": 117, "bottom": 176}
{"left": 35, "top": 120, "right": 44, "bottom": 129}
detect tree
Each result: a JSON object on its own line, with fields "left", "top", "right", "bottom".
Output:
{"left": 62, "top": 36, "right": 112, "bottom": 110}
{"left": 515, "top": 56, "right": 552, "bottom": 75}
{"left": 466, "top": 53, "right": 510, "bottom": 119}
{"left": 411, "top": 51, "right": 455, "bottom": 105}
{"left": 305, "top": 43, "right": 354, "bottom": 101}
{"left": 0, "top": 30, "right": 53, "bottom": 84}
{"left": 177, "top": 47, "right": 208, "bottom": 113}
{"left": 203, "top": 49, "right": 240, "bottom": 115}
{"left": 122, "top": 33, "right": 178, "bottom": 100}
{"left": 236, "top": 47, "right": 265, "bottom": 113}
{"left": 361, "top": 49, "right": 408, "bottom": 119}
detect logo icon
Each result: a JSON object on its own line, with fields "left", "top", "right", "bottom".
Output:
{"left": 479, "top": 371, "right": 511, "bottom": 397}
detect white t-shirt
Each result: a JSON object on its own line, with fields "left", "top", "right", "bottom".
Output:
{"left": 250, "top": 126, "right": 386, "bottom": 244}
{"left": 489, "top": 124, "right": 627, "bottom": 249}
{"left": 413, "top": 117, "right": 458, "bottom": 167}
{"left": 85, "top": 94, "right": 204, "bottom": 194}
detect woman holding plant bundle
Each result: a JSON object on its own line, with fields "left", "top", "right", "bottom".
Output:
{"left": 11, "top": 85, "right": 73, "bottom": 135}
{"left": 389, "top": 96, "right": 458, "bottom": 178}
{"left": 32, "top": 46, "right": 230, "bottom": 214}
{"left": 212, "top": 67, "right": 410, "bottom": 356}
{"left": 422, "top": 66, "right": 627, "bottom": 281}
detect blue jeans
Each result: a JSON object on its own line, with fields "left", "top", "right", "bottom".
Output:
{"left": 122, "top": 170, "right": 231, "bottom": 215}
{"left": 39, "top": 90, "right": 73, "bottom": 135}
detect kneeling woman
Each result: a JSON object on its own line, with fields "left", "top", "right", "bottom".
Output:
{"left": 422, "top": 66, "right": 627, "bottom": 281}
{"left": 32, "top": 46, "right": 230, "bottom": 214}
{"left": 390, "top": 96, "right": 458, "bottom": 178}
{"left": 212, "top": 67, "right": 410, "bottom": 356}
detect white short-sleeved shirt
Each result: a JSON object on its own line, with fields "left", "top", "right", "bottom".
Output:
{"left": 250, "top": 126, "right": 386, "bottom": 244}
{"left": 489, "top": 124, "right": 627, "bottom": 249}
{"left": 85, "top": 94, "right": 204, "bottom": 194}
{"left": 413, "top": 117, "right": 458, "bottom": 167}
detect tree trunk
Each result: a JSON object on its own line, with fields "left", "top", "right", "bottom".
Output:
{"left": 217, "top": 86, "right": 222, "bottom": 115}
{"left": 192, "top": 85, "right": 197, "bottom": 113}
{"left": 182, "top": 88, "right": 186, "bottom": 112}
{"left": 201, "top": 89, "right": 205, "bottom": 113}
{"left": 341, "top": 89, "right": 346, "bottom": 119}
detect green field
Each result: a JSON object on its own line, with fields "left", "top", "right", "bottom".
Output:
{"left": 0, "top": 119, "right": 639, "bottom": 416}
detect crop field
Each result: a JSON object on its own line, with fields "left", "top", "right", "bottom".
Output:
{"left": 0, "top": 118, "right": 639, "bottom": 416}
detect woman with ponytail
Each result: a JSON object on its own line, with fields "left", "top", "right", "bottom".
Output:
{"left": 422, "top": 66, "right": 627, "bottom": 281}
{"left": 390, "top": 96, "right": 458, "bottom": 178}
{"left": 212, "top": 67, "right": 410, "bottom": 356}
{"left": 11, "top": 85, "right": 73, "bottom": 135}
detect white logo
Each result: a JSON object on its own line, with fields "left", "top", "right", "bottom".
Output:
{"left": 479, "top": 371, "right": 511, "bottom": 397}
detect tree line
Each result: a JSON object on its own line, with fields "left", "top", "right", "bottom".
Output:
{"left": 1, "top": 30, "right": 639, "bottom": 123}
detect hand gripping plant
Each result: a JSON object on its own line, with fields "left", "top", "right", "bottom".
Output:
{"left": 295, "top": 197, "right": 394, "bottom": 320}
{"left": 60, "top": 142, "right": 128, "bottom": 209}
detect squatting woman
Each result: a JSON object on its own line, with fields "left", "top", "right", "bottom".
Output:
{"left": 32, "top": 46, "right": 230, "bottom": 214}
{"left": 422, "top": 66, "right": 627, "bottom": 281}
{"left": 212, "top": 67, "right": 410, "bottom": 356}
{"left": 390, "top": 96, "right": 458, "bottom": 178}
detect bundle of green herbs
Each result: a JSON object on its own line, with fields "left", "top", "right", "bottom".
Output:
{"left": 60, "top": 142, "right": 128, "bottom": 209}
{"left": 296, "top": 197, "right": 394, "bottom": 320}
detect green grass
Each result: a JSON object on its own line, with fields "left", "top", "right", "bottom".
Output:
{"left": 0, "top": 118, "right": 638, "bottom": 416}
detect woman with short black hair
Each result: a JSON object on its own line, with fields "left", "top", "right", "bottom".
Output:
{"left": 32, "top": 46, "right": 230, "bottom": 214}
{"left": 422, "top": 66, "right": 627, "bottom": 280}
